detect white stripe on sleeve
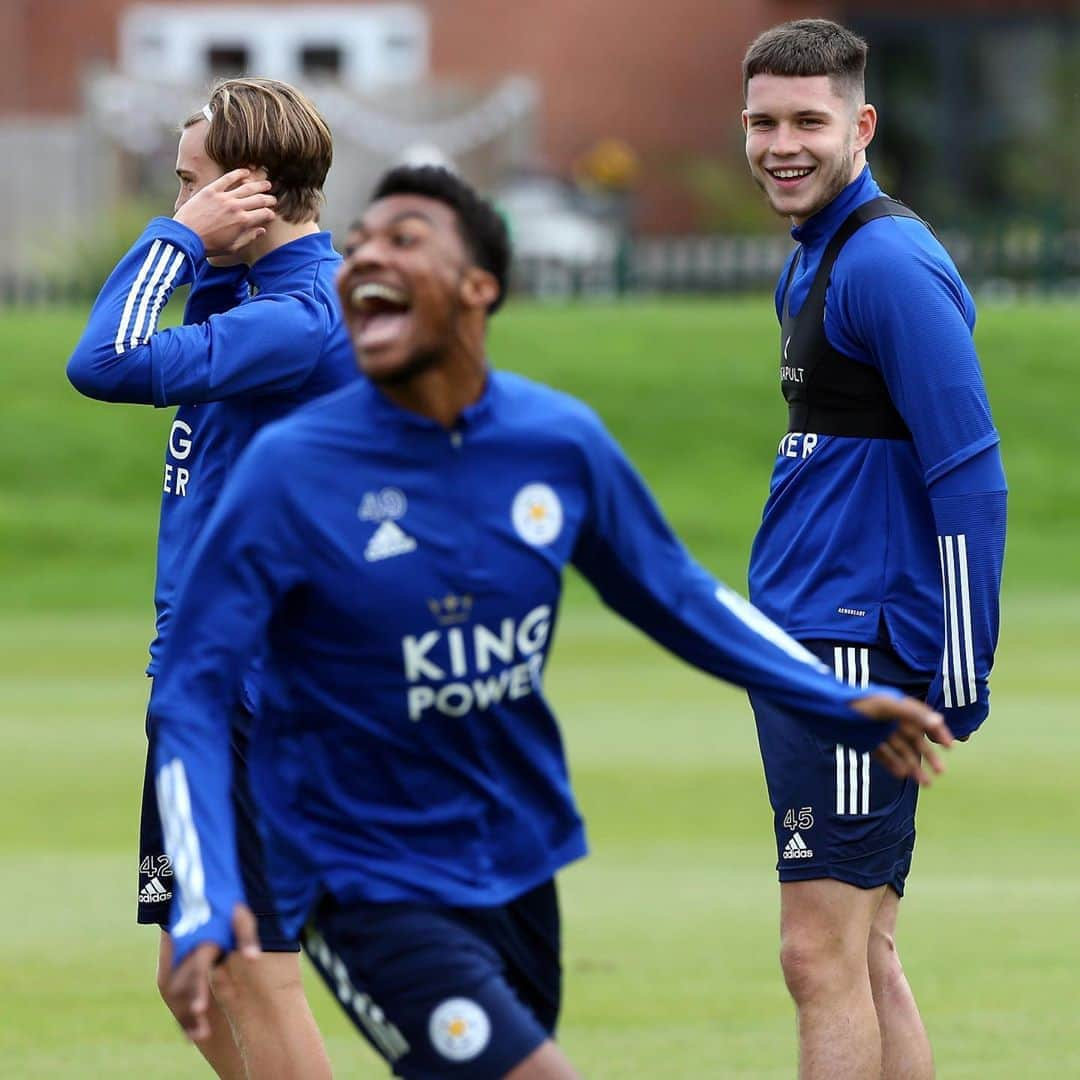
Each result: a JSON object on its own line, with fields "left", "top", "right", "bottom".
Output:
{"left": 937, "top": 536, "right": 953, "bottom": 707}
{"left": 941, "top": 535, "right": 968, "bottom": 707}
{"left": 114, "top": 240, "right": 163, "bottom": 354}
{"left": 956, "top": 534, "right": 977, "bottom": 703}
{"left": 155, "top": 757, "right": 212, "bottom": 938}
{"left": 129, "top": 244, "right": 179, "bottom": 349}
{"left": 137, "top": 248, "right": 186, "bottom": 348}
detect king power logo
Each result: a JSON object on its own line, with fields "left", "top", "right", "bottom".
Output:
{"left": 163, "top": 419, "right": 193, "bottom": 497}
{"left": 402, "top": 604, "right": 551, "bottom": 721}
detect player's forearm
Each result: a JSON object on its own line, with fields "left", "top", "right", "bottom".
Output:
{"left": 152, "top": 687, "right": 245, "bottom": 964}
{"left": 66, "top": 219, "right": 200, "bottom": 403}
{"left": 575, "top": 424, "right": 898, "bottom": 744}
{"left": 584, "top": 542, "right": 898, "bottom": 747}
{"left": 927, "top": 446, "right": 1007, "bottom": 735}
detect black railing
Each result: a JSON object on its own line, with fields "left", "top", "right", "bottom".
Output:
{"left": 5, "top": 225, "right": 1077, "bottom": 306}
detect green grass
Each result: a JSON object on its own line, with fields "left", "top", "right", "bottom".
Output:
{"left": 2, "top": 299, "right": 1078, "bottom": 1076}
{"left": 1, "top": 602, "right": 1077, "bottom": 1077}
{"left": 5, "top": 298, "right": 1078, "bottom": 608}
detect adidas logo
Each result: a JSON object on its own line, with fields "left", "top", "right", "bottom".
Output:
{"left": 364, "top": 520, "right": 417, "bottom": 562}
{"left": 139, "top": 876, "right": 172, "bottom": 904}
{"left": 782, "top": 832, "right": 814, "bottom": 860}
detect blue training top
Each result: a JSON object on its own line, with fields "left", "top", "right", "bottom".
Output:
{"left": 67, "top": 218, "right": 357, "bottom": 689}
{"left": 748, "top": 167, "right": 1007, "bottom": 737}
{"left": 151, "top": 372, "right": 909, "bottom": 965}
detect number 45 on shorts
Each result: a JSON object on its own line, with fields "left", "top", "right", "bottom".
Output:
{"left": 783, "top": 807, "right": 814, "bottom": 831}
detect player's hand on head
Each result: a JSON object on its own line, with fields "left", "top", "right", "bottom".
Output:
{"left": 173, "top": 168, "right": 277, "bottom": 258}
{"left": 851, "top": 693, "right": 954, "bottom": 787}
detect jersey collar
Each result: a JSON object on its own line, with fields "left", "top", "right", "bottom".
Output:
{"left": 790, "top": 166, "right": 882, "bottom": 247}
{"left": 248, "top": 232, "right": 338, "bottom": 291}
{"left": 359, "top": 365, "right": 498, "bottom": 433}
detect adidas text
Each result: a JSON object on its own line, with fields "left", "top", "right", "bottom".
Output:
{"left": 782, "top": 832, "right": 814, "bottom": 860}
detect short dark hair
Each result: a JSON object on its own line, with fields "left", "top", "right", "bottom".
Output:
{"left": 370, "top": 165, "right": 512, "bottom": 314}
{"left": 742, "top": 19, "right": 868, "bottom": 105}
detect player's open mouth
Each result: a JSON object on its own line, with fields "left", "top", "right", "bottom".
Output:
{"left": 767, "top": 166, "right": 815, "bottom": 188}
{"left": 349, "top": 281, "right": 413, "bottom": 350}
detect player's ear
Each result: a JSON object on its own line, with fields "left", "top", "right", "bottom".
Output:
{"left": 854, "top": 103, "right": 877, "bottom": 153}
{"left": 460, "top": 266, "right": 500, "bottom": 312}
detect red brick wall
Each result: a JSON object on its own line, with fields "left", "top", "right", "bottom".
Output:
{"left": 3, "top": 0, "right": 1073, "bottom": 228}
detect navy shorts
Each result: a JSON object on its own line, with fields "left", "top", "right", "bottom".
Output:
{"left": 302, "top": 880, "right": 562, "bottom": 1079}
{"left": 138, "top": 698, "right": 297, "bottom": 952}
{"left": 751, "top": 641, "right": 932, "bottom": 896}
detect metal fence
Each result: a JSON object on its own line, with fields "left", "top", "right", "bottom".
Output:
{"left": 512, "top": 221, "right": 1080, "bottom": 301}
{"left": 3, "top": 223, "right": 1076, "bottom": 307}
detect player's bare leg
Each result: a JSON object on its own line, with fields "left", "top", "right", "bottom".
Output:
{"left": 504, "top": 1039, "right": 580, "bottom": 1079}
{"left": 868, "top": 889, "right": 934, "bottom": 1079}
{"left": 158, "top": 931, "right": 246, "bottom": 1079}
{"left": 779, "top": 879, "right": 886, "bottom": 1080}
{"left": 210, "top": 950, "right": 333, "bottom": 1080}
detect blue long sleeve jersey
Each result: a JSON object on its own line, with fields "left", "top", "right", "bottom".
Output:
{"left": 748, "top": 168, "right": 1007, "bottom": 737}
{"left": 152, "top": 373, "right": 910, "bottom": 965}
{"left": 67, "top": 218, "right": 357, "bottom": 681}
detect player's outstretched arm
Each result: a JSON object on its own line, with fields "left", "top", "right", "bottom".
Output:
{"left": 568, "top": 408, "right": 951, "bottom": 768}
{"left": 162, "top": 904, "right": 260, "bottom": 1042}
{"left": 851, "top": 693, "right": 953, "bottom": 786}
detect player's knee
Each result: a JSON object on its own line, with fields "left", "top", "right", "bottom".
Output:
{"left": 867, "top": 924, "right": 904, "bottom": 988}
{"left": 779, "top": 933, "right": 859, "bottom": 1004}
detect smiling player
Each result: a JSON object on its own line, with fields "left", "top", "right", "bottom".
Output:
{"left": 740, "top": 20, "right": 1007, "bottom": 1080}
{"left": 150, "top": 165, "right": 952, "bottom": 1080}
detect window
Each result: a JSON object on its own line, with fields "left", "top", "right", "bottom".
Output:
{"left": 206, "top": 45, "right": 249, "bottom": 78}
{"left": 300, "top": 45, "right": 343, "bottom": 80}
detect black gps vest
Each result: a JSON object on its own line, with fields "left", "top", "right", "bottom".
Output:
{"left": 780, "top": 197, "right": 928, "bottom": 440}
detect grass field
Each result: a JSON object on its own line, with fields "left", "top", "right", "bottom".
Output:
{"left": 2, "top": 299, "right": 1078, "bottom": 1077}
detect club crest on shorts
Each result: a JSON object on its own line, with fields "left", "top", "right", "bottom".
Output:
{"left": 512, "top": 483, "right": 563, "bottom": 546}
{"left": 428, "top": 997, "right": 491, "bottom": 1062}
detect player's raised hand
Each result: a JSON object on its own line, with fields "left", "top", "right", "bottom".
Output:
{"left": 851, "top": 694, "right": 954, "bottom": 786}
{"left": 174, "top": 169, "right": 277, "bottom": 257}
{"left": 163, "top": 903, "right": 260, "bottom": 1043}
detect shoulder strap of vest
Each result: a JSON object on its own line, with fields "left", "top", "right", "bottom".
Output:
{"left": 777, "top": 197, "right": 928, "bottom": 315}
{"left": 779, "top": 247, "right": 802, "bottom": 320}
{"left": 802, "top": 196, "right": 929, "bottom": 314}
{"left": 785, "top": 196, "right": 929, "bottom": 347}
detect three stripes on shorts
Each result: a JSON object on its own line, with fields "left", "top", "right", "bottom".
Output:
{"left": 834, "top": 646, "right": 870, "bottom": 816}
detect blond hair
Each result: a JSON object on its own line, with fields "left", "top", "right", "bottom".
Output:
{"left": 186, "top": 77, "right": 333, "bottom": 223}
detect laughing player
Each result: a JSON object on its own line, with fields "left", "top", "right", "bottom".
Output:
{"left": 151, "top": 166, "right": 952, "bottom": 1080}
